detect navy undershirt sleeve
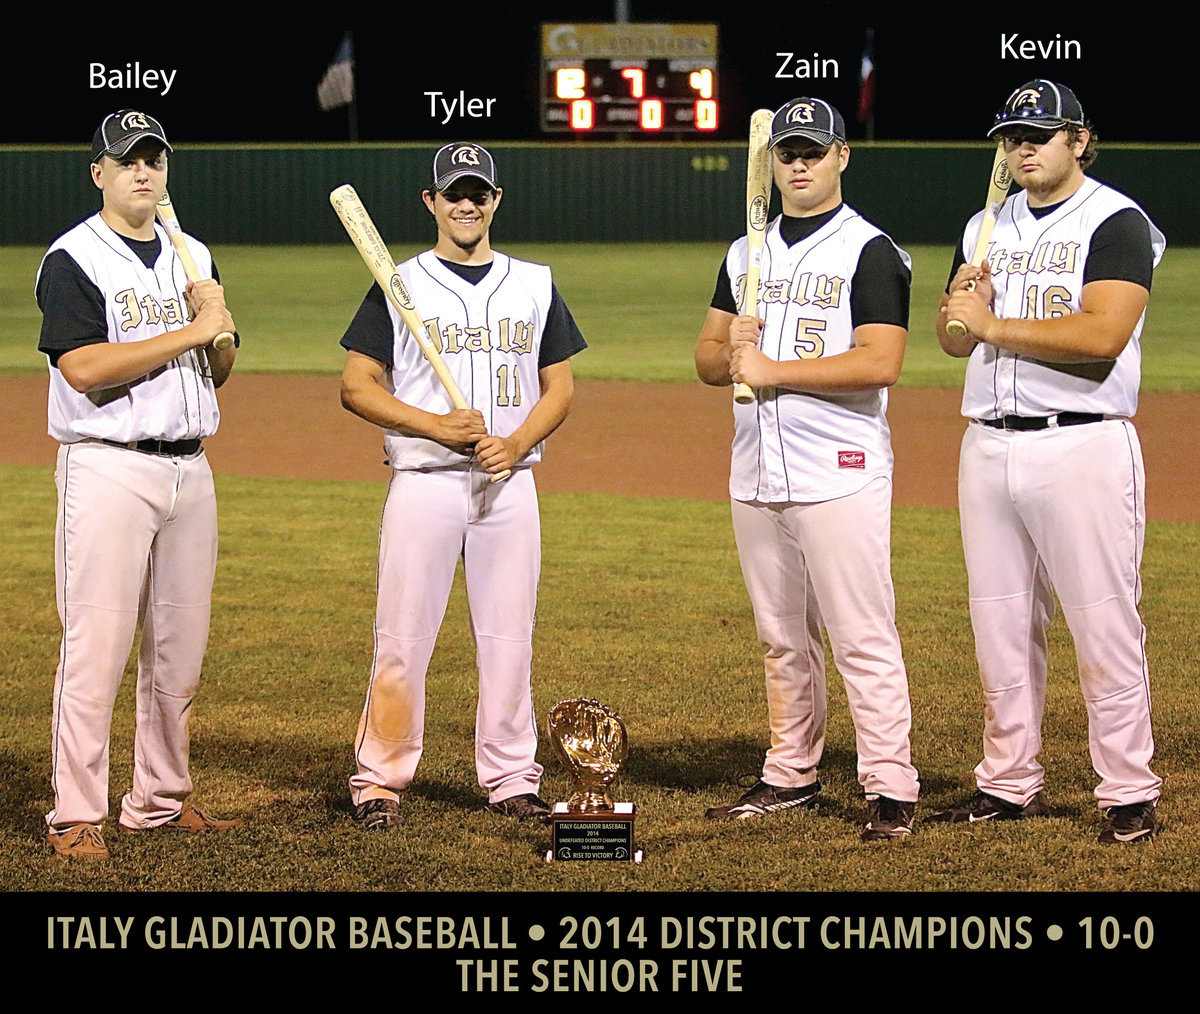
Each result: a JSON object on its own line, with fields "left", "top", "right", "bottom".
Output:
{"left": 38, "top": 237, "right": 229, "bottom": 366}
{"left": 709, "top": 233, "right": 909, "bottom": 328}
{"left": 340, "top": 263, "right": 587, "bottom": 370}
{"left": 945, "top": 207, "right": 1153, "bottom": 293}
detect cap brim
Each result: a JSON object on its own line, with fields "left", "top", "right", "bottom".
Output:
{"left": 986, "top": 117, "right": 1070, "bottom": 137}
{"left": 98, "top": 131, "right": 172, "bottom": 160}
{"left": 770, "top": 127, "right": 840, "bottom": 148}
{"left": 433, "top": 169, "right": 496, "bottom": 190}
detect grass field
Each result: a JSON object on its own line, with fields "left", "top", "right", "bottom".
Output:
{"left": 2, "top": 243, "right": 1199, "bottom": 389}
{"left": 3, "top": 231, "right": 1198, "bottom": 964}
{"left": 3, "top": 465, "right": 1198, "bottom": 893}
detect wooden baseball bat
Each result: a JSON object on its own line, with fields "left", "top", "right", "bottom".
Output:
{"left": 155, "top": 190, "right": 235, "bottom": 351}
{"left": 734, "top": 108, "right": 775, "bottom": 405}
{"left": 329, "top": 184, "right": 510, "bottom": 482}
{"left": 946, "top": 142, "right": 1012, "bottom": 338}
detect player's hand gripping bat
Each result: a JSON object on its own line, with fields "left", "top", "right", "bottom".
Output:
{"left": 155, "top": 190, "right": 235, "bottom": 351}
{"left": 329, "top": 184, "right": 510, "bottom": 482}
{"left": 733, "top": 108, "right": 774, "bottom": 405}
{"left": 945, "top": 142, "right": 1012, "bottom": 338}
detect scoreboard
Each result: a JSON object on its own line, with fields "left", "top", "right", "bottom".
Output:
{"left": 541, "top": 23, "right": 719, "bottom": 135}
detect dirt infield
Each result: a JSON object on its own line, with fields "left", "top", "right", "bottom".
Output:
{"left": 2, "top": 374, "right": 1197, "bottom": 522}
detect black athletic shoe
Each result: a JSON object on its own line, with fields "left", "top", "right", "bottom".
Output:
{"left": 487, "top": 793, "right": 552, "bottom": 823}
{"left": 705, "top": 779, "right": 821, "bottom": 821}
{"left": 1098, "top": 801, "right": 1157, "bottom": 844}
{"left": 862, "top": 796, "right": 915, "bottom": 841}
{"left": 926, "top": 789, "right": 1049, "bottom": 824}
{"left": 353, "top": 798, "right": 402, "bottom": 831}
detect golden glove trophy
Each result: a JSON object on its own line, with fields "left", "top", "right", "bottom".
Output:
{"left": 545, "top": 698, "right": 640, "bottom": 862}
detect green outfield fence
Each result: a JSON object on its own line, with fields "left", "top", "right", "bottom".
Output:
{"left": 4, "top": 143, "right": 1196, "bottom": 247}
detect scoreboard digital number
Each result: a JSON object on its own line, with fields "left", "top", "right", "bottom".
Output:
{"left": 541, "top": 23, "right": 719, "bottom": 135}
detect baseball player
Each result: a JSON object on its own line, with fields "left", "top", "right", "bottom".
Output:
{"left": 342, "top": 143, "right": 586, "bottom": 830}
{"left": 932, "top": 81, "right": 1165, "bottom": 844}
{"left": 36, "top": 110, "right": 241, "bottom": 860}
{"left": 695, "top": 98, "right": 920, "bottom": 841}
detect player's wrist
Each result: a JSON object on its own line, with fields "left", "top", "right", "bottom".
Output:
{"left": 978, "top": 314, "right": 1003, "bottom": 345}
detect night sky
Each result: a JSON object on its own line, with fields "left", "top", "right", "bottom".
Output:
{"left": 5, "top": 5, "right": 1191, "bottom": 147}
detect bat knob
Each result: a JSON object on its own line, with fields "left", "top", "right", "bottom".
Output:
{"left": 945, "top": 320, "right": 968, "bottom": 339}
{"left": 212, "top": 332, "right": 235, "bottom": 351}
{"left": 733, "top": 383, "right": 756, "bottom": 404}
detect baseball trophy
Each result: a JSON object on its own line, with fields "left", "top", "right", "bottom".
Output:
{"left": 545, "top": 698, "right": 641, "bottom": 862}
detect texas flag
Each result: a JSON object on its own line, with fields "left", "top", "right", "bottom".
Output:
{"left": 858, "top": 28, "right": 875, "bottom": 124}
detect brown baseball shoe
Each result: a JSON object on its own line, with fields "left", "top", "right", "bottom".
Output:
{"left": 353, "top": 797, "right": 403, "bottom": 831}
{"left": 48, "top": 823, "right": 110, "bottom": 860}
{"left": 1098, "top": 801, "right": 1157, "bottom": 844}
{"left": 861, "top": 796, "right": 916, "bottom": 841}
{"left": 120, "top": 806, "right": 242, "bottom": 834}
{"left": 486, "top": 793, "right": 552, "bottom": 823}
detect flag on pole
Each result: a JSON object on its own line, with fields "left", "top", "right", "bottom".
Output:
{"left": 318, "top": 34, "right": 354, "bottom": 111}
{"left": 857, "top": 28, "right": 876, "bottom": 123}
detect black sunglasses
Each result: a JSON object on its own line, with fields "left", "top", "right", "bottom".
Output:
{"left": 998, "top": 128, "right": 1064, "bottom": 147}
{"left": 440, "top": 189, "right": 494, "bottom": 205}
{"left": 774, "top": 145, "right": 832, "bottom": 164}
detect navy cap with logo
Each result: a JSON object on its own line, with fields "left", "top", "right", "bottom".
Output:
{"left": 768, "top": 97, "right": 847, "bottom": 149}
{"left": 987, "top": 80, "right": 1085, "bottom": 137}
{"left": 432, "top": 143, "right": 498, "bottom": 191}
{"left": 90, "top": 109, "right": 172, "bottom": 163}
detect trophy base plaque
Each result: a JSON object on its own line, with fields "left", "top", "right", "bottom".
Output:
{"left": 546, "top": 802, "right": 641, "bottom": 862}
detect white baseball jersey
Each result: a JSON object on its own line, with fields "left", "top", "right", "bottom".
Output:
{"left": 724, "top": 207, "right": 912, "bottom": 503}
{"left": 38, "top": 212, "right": 225, "bottom": 832}
{"left": 377, "top": 251, "right": 552, "bottom": 470}
{"left": 345, "top": 247, "right": 584, "bottom": 810}
{"left": 959, "top": 178, "right": 1165, "bottom": 419}
{"left": 713, "top": 206, "right": 920, "bottom": 806}
{"left": 951, "top": 176, "right": 1164, "bottom": 811}
{"left": 38, "top": 213, "right": 221, "bottom": 443}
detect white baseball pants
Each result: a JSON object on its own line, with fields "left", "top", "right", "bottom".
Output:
{"left": 47, "top": 441, "right": 216, "bottom": 830}
{"left": 731, "top": 477, "right": 920, "bottom": 802}
{"left": 958, "top": 419, "right": 1160, "bottom": 810}
{"left": 350, "top": 466, "right": 543, "bottom": 806}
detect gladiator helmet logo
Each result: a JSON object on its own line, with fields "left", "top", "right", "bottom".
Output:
{"left": 120, "top": 111, "right": 151, "bottom": 131}
{"left": 787, "top": 103, "right": 816, "bottom": 125}
{"left": 452, "top": 146, "right": 482, "bottom": 166}
{"left": 1014, "top": 88, "right": 1043, "bottom": 112}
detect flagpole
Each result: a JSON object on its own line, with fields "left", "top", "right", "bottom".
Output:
{"left": 346, "top": 31, "right": 359, "bottom": 142}
{"left": 317, "top": 32, "right": 358, "bottom": 141}
{"left": 859, "top": 27, "right": 876, "bottom": 142}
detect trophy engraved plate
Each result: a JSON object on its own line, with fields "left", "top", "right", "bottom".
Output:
{"left": 545, "top": 699, "right": 640, "bottom": 861}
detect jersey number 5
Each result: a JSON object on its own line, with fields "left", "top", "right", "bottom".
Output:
{"left": 793, "top": 318, "right": 827, "bottom": 359}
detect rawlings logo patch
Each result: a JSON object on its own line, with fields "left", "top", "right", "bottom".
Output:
{"left": 838, "top": 450, "right": 865, "bottom": 469}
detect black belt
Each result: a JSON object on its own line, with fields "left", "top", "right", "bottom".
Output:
{"left": 979, "top": 413, "right": 1105, "bottom": 431}
{"left": 100, "top": 438, "right": 203, "bottom": 456}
